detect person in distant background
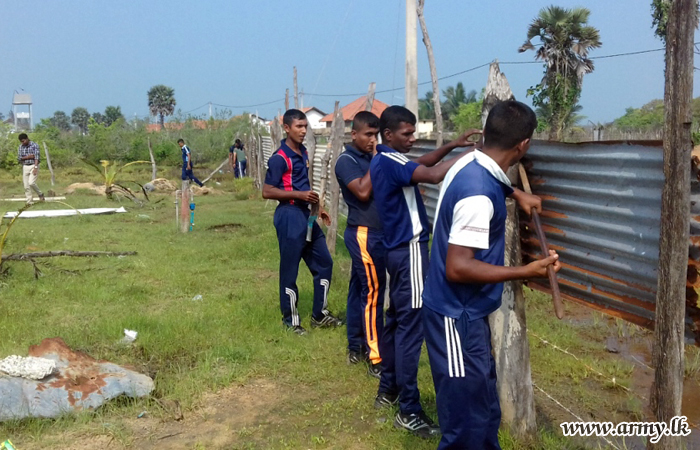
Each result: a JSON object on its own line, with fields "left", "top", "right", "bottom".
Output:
{"left": 17, "top": 133, "right": 45, "bottom": 204}
{"left": 233, "top": 139, "right": 247, "bottom": 178}
{"left": 178, "top": 139, "right": 204, "bottom": 187}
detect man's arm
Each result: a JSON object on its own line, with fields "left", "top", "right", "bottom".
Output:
{"left": 415, "top": 129, "right": 481, "bottom": 167}
{"left": 410, "top": 150, "right": 471, "bottom": 185}
{"left": 262, "top": 184, "right": 319, "bottom": 203}
{"left": 446, "top": 245, "right": 560, "bottom": 284}
{"left": 345, "top": 171, "right": 372, "bottom": 201}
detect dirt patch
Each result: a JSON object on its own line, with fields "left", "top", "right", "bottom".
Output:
{"left": 207, "top": 223, "right": 243, "bottom": 232}
{"left": 64, "top": 183, "right": 105, "bottom": 195}
{"left": 27, "top": 379, "right": 296, "bottom": 449}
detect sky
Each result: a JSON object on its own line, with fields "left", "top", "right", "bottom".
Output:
{"left": 2, "top": 0, "right": 699, "bottom": 125}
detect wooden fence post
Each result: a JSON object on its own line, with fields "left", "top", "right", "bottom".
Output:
{"left": 147, "top": 137, "right": 157, "bottom": 180}
{"left": 180, "top": 181, "right": 190, "bottom": 233}
{"left": 318, "top": 102, "right": 339, "bottom": 214}
{"left": 483, "top": 61, "right": 537, "bottom": 439}
{"left": 649, "top": 0, "right": 694, "bottom": 448}
{"left": 325, "top": 103, "right": 344, "bottom": 254}
{"left": 305, "top": 129, "right": 317, "bottom": 189}
{"left": 41, "top": 142, "right": 55, "bottom": 187}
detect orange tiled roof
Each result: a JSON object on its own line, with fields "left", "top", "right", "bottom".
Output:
{"left": 145, "top": 120, "right": 207, "bottom": 132}
{"left": 320, "top": 96, "right": 389, "bottom": 122}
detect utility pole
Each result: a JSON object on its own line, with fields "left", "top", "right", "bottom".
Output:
{"left": 648, "top": 0, "right": 694, "bottom": 448}
{"left": 405, "top": 0, "right": 418, "bottom": 119}
{"left": 300, "top": 89, "right": 304, "bottom": 109}
{"left": 208, "top": 102, "right": 212, "bottom": 120}
{"left": 285, "top": 89, "right": 290, "bottom": 111}
{"left": 294, "top": 67, "right": 299, "bottom": 109}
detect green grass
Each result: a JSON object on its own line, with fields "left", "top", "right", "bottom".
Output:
{"left": 0, "top": 167, "right": 694, "bottom": 449}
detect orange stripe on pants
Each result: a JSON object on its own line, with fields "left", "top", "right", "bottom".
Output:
{"left": 357, "top": 226, "right": 381, "bottom": 364}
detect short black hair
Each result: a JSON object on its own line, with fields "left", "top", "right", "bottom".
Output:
{"left": 283, "top": 109, "right": 307, "bottom": 127}
{"left": 18, "top": 133, "right": 28, "bottom": 141}
{"left": 379, "top": 106, "right": 416, "bottom": 139}
{"left": 483, "top": 101, "right": 537, "bottom": 150}
{"left": 235, "top": 138, "right": 241, "bottom": 145}
{"left": 177, "top": 138, "right": 184, "bottom": 144}
{"left": 352, "top": 111, "right": 380, "bottom": 131}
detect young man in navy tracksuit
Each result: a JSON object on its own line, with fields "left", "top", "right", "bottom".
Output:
{"left": 422, "top": 101, "right": 560, "bottom": 449}
{"left": 335, "top": 111, "right": 384, "bottom": 378}
{"left": 263, "top": 109, "right": 343, "bottom": 335}
{"left": 178, "top": 139, "right": 204, "bottom": 187}
{"left": 370, "top": 106, "right": 483, "bottom": 438}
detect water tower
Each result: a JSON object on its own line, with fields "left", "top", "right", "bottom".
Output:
{"left": 12, "top": 92, "right": 33, "bottom": 131}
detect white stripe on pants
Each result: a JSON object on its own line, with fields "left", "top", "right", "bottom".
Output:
{"left": 22, "top": 165, "right": 42, "bottom": 202}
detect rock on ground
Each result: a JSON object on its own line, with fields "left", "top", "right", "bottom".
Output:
{"left": 0, "top": 337, "right": 153, "bottom": 421}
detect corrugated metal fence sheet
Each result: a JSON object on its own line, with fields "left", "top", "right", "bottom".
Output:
{"left": 262, "top": 136, "right": 273, "bottom": 168}
{"left": 522, "top": 141, "right": 700, "bottom": 344}
{"left": 407, "top": 139, "right": 700, "bottom": 344}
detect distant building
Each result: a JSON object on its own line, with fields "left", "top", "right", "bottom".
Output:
{"left": 417, "top": 119, "right": 434, "bottom": 139}
{"left": 300, "top": 107, "right": 327, "bottom": 130}
{"left": 320, "top": 96, "right": 389, "bottom": 132}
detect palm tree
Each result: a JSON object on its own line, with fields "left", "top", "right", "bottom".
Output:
{"left": 147, "top": 85, "right": 176, "bottom": 130}
{"left": 418, "top": 91, "right": 436, "bottom": 120}
{"left": 519, "top": 6, "right": 601, "bottom": 141}
{"left": 441, "top": 83, "right": 477, "bottom": 119}
{"left": 71, "top": 107, "right": 90, "bottom": 135}
{"left": 104, "top": 105, "right": 124, "bottom": 127}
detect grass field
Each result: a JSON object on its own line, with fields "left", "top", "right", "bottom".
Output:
{"left": 0, "top": 167, "right": 698, "bottom": 449}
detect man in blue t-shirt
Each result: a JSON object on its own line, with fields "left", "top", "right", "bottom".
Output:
{"left": 369, "top": 105, "right": 483, "bottom": 438}
{"left": 178, "top": 139, "right": 204, "bottom": 187}
{"left": 422, "top": 101, "right": 561, "bottom": 449}
{"left": 262, "top": 109, "right": 343, "bottom": 335}
{"left": 335, "top": 111, "right": 384, "bottom": 378}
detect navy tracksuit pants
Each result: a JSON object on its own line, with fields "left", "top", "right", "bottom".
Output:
{"left": 274, "top": 204, "right": 333, "bottom": 327}
{"left": 424, "top": 306, "right": 501, "bottom": 450}
{"left": 182, "top": 166, "right": 203, "bottom": 186}
{"left": 344, "top": 226, "right": 386, "bottom": 365}
{"left": 378, "top": 240, "right": 428, "bottom": 415}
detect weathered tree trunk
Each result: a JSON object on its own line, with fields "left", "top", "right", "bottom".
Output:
{"left": 147, "top": 137, "right": 157, "bottom": 180}
{"left": 325, "top": 103, "right": 344, "bottom": 254}
{"left": 417, "top": 0, "right": 443, "bottom": 146}
{"left": 483, "top": 61, "right": 537, "bottom": 440}
{"left": 366, "top": 82, "right": 376, "bottom": 111}
{"left": 42, "top": 142, "right": 55, "bottom": 186}
{"left": 405, "top": 0, "right": 418, "bottom": 118}
{"left": 201, "top": 159, "right": 228, "bottom": 185}
{"left": 648, "top": 0, "right": 694, "bottom": 448}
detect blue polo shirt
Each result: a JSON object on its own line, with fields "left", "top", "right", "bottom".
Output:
{"left": 181, "top": 145, "right": 191, "bottom": 165}
{"left": 335, "top": 145, "right": 382, "bottom": 230}
{"left": 264, "top": 140, "right": 311, "bottom": 208}
{"left": 422, "top": 150, "right": 514, "bottom": 320}
{"left": 369, "top": 144, "right": 430, "bottom": 250}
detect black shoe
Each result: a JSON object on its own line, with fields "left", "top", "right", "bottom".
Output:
{"left": 368, "top": 362, "right": 382, "bottom": 379}
{"left": 39, "top": 193, "right": 45, "bottom": 202}
{"left": 285, "top": 325, "right": 307, "bottom": 336}
{"left": 394, "top": 411, "right": 441, "bottom": 439}
{"left": 374, "top": 392, "right": 399, "bottom": 409}
{"left": 311, "top": 312, "right": 343, "bottom": 328}
{"left": 347, "top": 350, "right": 367, "bottom": 365}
